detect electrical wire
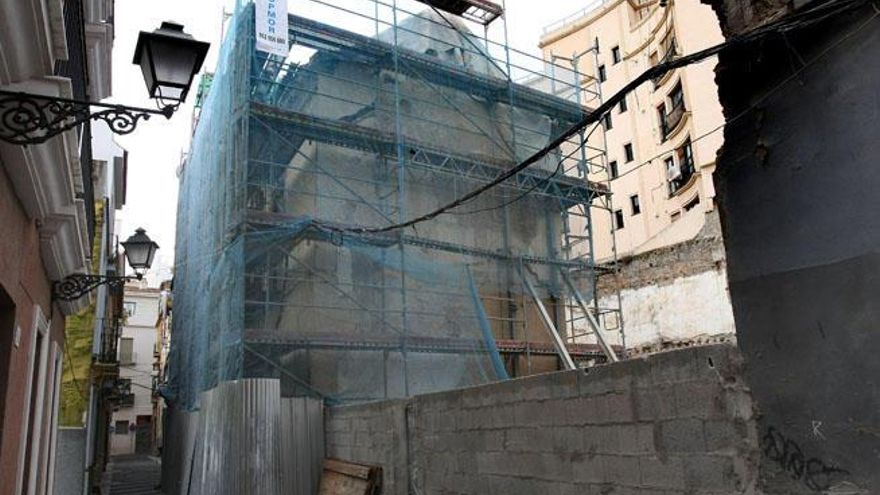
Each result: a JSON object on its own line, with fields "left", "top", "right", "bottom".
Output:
{"left": 314, "top": 0, "right": 869, "bottom": 235}
{"left": 446, "top": 124, "right": 601, "bottom": 216}
{"left": 612, "top": 0, "right": 880, "bottom": 182}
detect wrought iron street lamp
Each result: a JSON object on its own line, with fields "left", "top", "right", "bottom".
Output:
{"left": 0, "top": 22, "right": 209, "bottom": 146}
{"left": 133, "top": 22, "right": 210, "bottom": 105}
{"left": 53, "top": 228, "right": 160, "bottom": 302}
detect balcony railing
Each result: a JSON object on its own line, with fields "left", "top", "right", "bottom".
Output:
{"left": 117, "top": 393, "right": 135, "bottom": 408}
{"left": 668, "top": 146, "right": 696, "bottom": 196}
{"left": 651, "top": 41, "right": 678, "bottom": 87}
{"left": 661, "top": 99, "right": 686, "bottom": 141}
{"left": 99, "top": 316, "right": 122, "bottom": 364}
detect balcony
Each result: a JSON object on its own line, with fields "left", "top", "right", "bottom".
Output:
{"left": 652, "top": 39, "right": 678, "bottom": 88}
{"left": 660, "top": 98, "right": 687, "bottom": 142}
{"left": 668, "top": 141, "right": 696, "bottom": 196}
{"left": 117, "top": 393, "right": 135, "bottom": 408}
{"left": 98, "top": 317, "right": 122, "bottom": 364}
{"left": 112, "top": 378, "right": 135, "bottom": 408}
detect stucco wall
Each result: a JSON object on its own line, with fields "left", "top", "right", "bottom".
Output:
{"left": 0, "top": 156, "right": 66, "bottom": 495}
{"left": 540, "top": 0, "right": 726, "bottom": 261}
{"left": 111, "top": 289, "right": 160, "bottom": 456}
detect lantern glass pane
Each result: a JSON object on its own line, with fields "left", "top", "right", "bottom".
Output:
{"left": 137, "top": 47, "right": 157, "bottom": 97}
{"left": 125, "top": 243, "right": 151, "bottom": 269}
{"left": 157, "top": 84, "right": 185, "bottom": 101}
{"left": 151, "top": 38, "right": 199, "bottom": 88}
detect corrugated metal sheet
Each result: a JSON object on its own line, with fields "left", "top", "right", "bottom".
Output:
{"left": 163, "top": 379, "right": 324, "bottom": 495}
{"left": 281, "top": 396, "right": 324, "bottom": 494}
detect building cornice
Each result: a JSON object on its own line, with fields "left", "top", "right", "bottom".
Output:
{"left": 85, "top": 21, "right": 114, "bottom": 101}
{"left": 0, "top": 78, "right": 92, "bottom": 315}
{"left": 539, "top": 0, "right": 628, "bottom": 48}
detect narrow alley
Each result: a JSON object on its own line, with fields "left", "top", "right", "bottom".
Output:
{"left": 105, "top": 456, "right": 162, "bottom": 495}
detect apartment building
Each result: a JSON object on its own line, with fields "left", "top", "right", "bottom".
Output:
{"left": 109, "top": 284, "right": 160, "bottom": 456}
{"left": 151, "top": 280, "right": 172, "bottom": 456}
{"left": 540, "top": 0, "right": 735, "bottom": 350}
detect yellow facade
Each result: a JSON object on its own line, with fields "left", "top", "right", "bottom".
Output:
{"left": 541, "top": 0, "right": 725, "bottom": 261}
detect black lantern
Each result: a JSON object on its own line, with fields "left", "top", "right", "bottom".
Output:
{"left": 53, "top": 228, "right": 160, "bottom": 301}
{"left": 133, "top": 22, "right": 210, "bottom": 104}
{"left": 1, "top": 20, "right": 209, "bottom": 145}
{"left": 121, "top": 228, "right": 160, "bottom": 278}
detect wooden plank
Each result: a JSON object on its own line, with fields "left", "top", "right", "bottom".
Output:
{"left": 318, "top": 458, "right": 382, "bottom": 495}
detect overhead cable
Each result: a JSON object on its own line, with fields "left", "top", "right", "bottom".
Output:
{"left": 318, "top": 0, "right": 867, "bottom": 234}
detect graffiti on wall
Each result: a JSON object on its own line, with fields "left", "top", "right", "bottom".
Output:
{"left": 762, "top": 426, "right": 849, "bottom": 491}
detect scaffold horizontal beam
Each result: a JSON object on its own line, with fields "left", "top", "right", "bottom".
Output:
{"left": 242, "top": 210, "right": 593, "bottom": 269}
{"left": 251, "top": 104, "right": 608, "bottom": 207}
{"left": 244, "top": 330, "right": 608, "bottom": 357}
{"left": 281, "top": 14, "right": 588, "bottom": 122}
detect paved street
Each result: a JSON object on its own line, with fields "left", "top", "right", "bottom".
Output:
{"left": 106, "top": 455, "right": 163, "bottom": 495}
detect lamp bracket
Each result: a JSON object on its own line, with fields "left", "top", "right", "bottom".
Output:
{"left": 0, "top": 90, "right": 176, "bottom": 145}
{"left": 53, "top": 273, "right": 139, "bottom": 302}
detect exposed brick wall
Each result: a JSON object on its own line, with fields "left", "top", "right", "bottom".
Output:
{"left": 326, "top": 344, "right": 760, "bottom": 494}
{"left": 597, "top": 212, "right": 726, "bottom": 294}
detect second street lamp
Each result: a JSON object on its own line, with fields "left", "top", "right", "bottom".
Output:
{"left": 120, "top": 228, "right": 160, "bottom": 279}
{"left": 53, "top": 228, "right": 160, "bottom": 302}
{"left": 0, "top": 22, "right": 209, "bottom": 146}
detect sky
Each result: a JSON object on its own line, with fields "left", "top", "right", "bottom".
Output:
{"left": 108, "top": 0, "right": 586, "bottom": 285}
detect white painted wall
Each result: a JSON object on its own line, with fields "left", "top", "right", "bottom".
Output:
{"left": 110, "top": 288, "right": 160, "bottom": 456}
{"left": 576, "top": 268, "right": 735, "bottom": 350}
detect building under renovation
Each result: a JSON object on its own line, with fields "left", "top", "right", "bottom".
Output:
{"left": 171, "top": 0, "right": 620, "bottom": 409}
{"left": 166, "top": 0, "right": 624, "bottom": 491}
{"left": 160, "top": 0, "right": 880, "bottom": 493}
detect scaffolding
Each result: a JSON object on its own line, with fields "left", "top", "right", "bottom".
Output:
{"left": 170, "top": 0, "right": 622, "bottom": 409}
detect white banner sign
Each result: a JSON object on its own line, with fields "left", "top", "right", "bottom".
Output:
{"left": 255, "top": 0, "right": 288, "bottom": 57}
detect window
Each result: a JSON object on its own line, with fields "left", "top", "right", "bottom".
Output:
{"left": 630, "top": 194, "right": 641, "bottom": 215}
{"left": 603, "top": 113, "right": 612, "bottom": 130}
{"left": 609, "top": 160, "right": 619, "bottom": 179}
{"left": 624, "top": 143, "right": 634, "bottom": 162}
{"left": 668, "top": 138, "right": 696, "bottom": 195}
{"left": 614, "top": 209, "right": 625, "bottom": 230}
{"left": 669, "top": 82, "right": 685, "bottom": 110}
{"left": 665, "top": 156, "right": 678, "bottom": 180}
{"left": 684, "top": 195, "right": 701, "bottom": 211}
{"left": 119, "top": 337, "right": 134, "bottom": 364}
{"left": 124, "top": 301, "right": 137, "bottom": 317}
{"left": 619, "top": 97, "right": 627, "bottom": 113}
{"left": 598, "top": 64, "right": 607, "bottom": 83}
{"left": 612, "top": 46, "right": 621, "bottom": 64}
{"left": 115, "top": 420, "right": 130, "bottom": 435}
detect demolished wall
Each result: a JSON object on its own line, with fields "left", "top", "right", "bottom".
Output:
{"left": 325, "top": 344, "right": 760, "bottom": 494}
{"left": 586, "top": 211, "right": 736, "bottom": 352}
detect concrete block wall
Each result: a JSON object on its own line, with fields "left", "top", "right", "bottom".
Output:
{"left": 325, "top": 344, "right": 760, "bottom": 494}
